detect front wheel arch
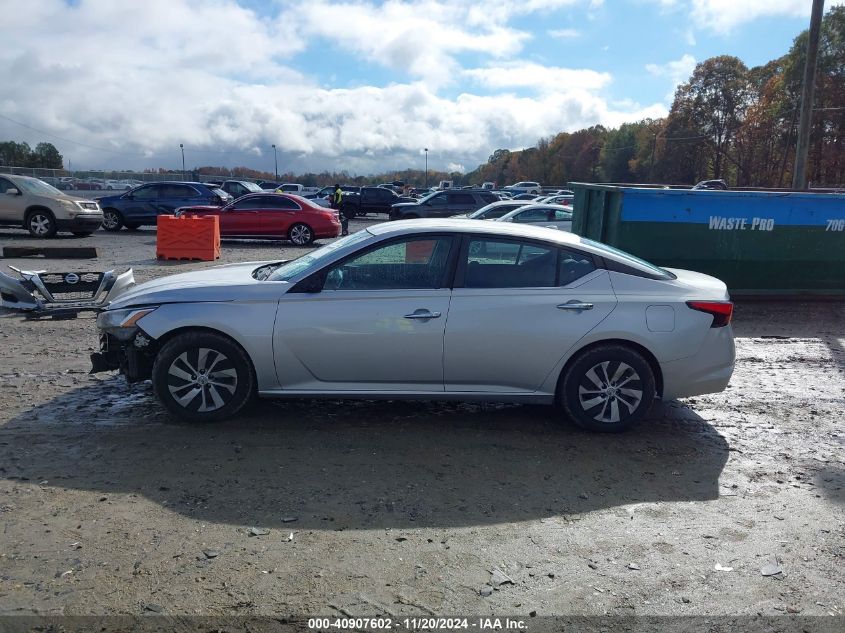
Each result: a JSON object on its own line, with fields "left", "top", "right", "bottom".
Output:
{"left": 151, "top": 328, "right": 258, "bottom": 422}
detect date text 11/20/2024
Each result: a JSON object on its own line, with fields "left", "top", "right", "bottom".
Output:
{"left": 307, "top": 617, "right": 528, "bottom": 630}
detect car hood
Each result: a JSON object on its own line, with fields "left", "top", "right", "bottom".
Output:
{"left": 107, "top": 261, "right": 288, "bottom": 309}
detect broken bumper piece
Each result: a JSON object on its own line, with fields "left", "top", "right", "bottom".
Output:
{"left": 0, "top": 267, "right": 135, "bottom": 317}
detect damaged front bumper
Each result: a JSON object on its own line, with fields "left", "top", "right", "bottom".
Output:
{"left": 0, "top": 267, "right": 135, "bottom": 318}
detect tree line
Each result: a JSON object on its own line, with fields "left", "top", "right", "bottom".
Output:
{"left": 465, "top": 6, "right": 844, "bottom": 188}
{"left": 0, "top": 141, "right": 64, "bottom": 169}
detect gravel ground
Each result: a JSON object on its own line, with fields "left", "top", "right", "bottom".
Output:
{"left": 0, "top": 223, "right": 843, "bottom": 622}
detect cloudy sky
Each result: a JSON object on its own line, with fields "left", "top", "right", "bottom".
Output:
{"left": 0, "top": 0, "right": 837, "bottom": 175}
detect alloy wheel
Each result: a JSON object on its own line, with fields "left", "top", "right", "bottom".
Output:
{"left": 577, "top": 360, "right": 643, "bottom": 424}
{"left": 289, "top": 224, "right": 313, "bottom": 245}
{"left": 167, "top": 348, "right": 238, "bottom": 413}
{"left": 29, "top": 214, "right": 53, "bottom": 236}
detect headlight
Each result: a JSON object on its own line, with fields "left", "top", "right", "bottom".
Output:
{"left": 97, "top": 307, "right": 157, "bottom": 339}
{"left": 75, "top": 200, "right": 100, "bottom": 212}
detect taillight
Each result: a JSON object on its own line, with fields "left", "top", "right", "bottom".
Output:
{"left": 687, "top": 301, "right": 733, "bottom": 327}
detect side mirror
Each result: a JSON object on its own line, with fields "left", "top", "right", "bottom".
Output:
{"left": 6, "top": 188, "right": 20, "bottom": 196}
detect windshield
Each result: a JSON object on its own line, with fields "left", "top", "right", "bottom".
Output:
{"left": 581, "top": 238, "right": 675, "bottom": 279}
{"left": 243, "top": 182, "right": 263, "bottom": 193}
{"left": 19, "top": 178, "right": 64, "bottom": 196}
{"left": 266, "top": 230, "right": 372, "bottom": 281}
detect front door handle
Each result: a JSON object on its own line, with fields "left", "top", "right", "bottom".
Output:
{"left": 557, "top": 301, "right": 594, "bottom": 311}
{"left": 404, "top": 309, "right": 442, "bottom": 320}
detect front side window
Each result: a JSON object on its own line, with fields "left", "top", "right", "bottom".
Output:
{"left": 448, "top": 193, "right": 475, "bottom": 205}
{"left": 0, "top": 178, "right": 16, "bottom": 194}
{"left": 161, "top": 184, "right": 197, "bottom": 198}
{"left": 426, "top": 194, "right": 447, "bottom": 205}
{"left": 323, "top": 236, "right": 454, "bottom": 291}
{"left": 132, "top": 185, "right": 159, "bottom": 199}
{"left": 464, "top": 239, "right": 556, "bottom": 288}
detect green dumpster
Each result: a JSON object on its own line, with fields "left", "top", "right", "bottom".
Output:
{"left": 568, "top": 183, "right": 845, "bottom": 295}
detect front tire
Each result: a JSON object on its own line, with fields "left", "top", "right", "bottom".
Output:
{"left": 101, "top": 208, "right": 124, "bottom": 231}
{"left": 26, "top": 209, "right": 57, "bottom": 238}
{"left": 288, "top": 222, "right": 314, "bottom": 246}
{"left": 560, "top": 345, "right": 655, "bottom": 433}
{"left": 152, "top": 332, "right": 255, "bottom": 423}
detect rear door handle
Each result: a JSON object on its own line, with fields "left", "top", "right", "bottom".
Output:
{"left": 404, "top": 309, "right": 442, "bottom": 319}
{"left": 557, "top": 301, "right": 594, "bottom": 311}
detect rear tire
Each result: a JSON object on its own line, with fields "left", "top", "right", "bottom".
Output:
{"left": 152, "top": 332, "right": 255, "bottom": 423}
{"left": 560, "top": 344, "right": 655, "bottom": 433}
{"left": 102, "top": 208, "right": 124, "bottom": 232}
{"left": 288, "top": 223, "right": 314, "bottom": 246}
{"left": 26, "top": 209, "right": 57, "bottom": 238}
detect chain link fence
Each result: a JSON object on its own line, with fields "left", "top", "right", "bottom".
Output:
{"left": 0, "top": 165, "right": 265, "bottom": 190}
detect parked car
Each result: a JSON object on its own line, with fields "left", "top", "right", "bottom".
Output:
{"left": 219, "top": 180, "right": 264, "bottom": 199}
{"left": 103, "top": 179, "right": 124, "bottom": 190}
{"left": 72, "top": 179, "right": 102, "bottom": 191}
{"left": 89, "top": 219, "right": 736, "bottom": 431}
{"left": 0, "top": 173, "right": 103, "bottom": 237}
{"left": 496, "top": 204, "right": 573, "bottom": 232}
{"left": 452, "top": 200, "right": 533, "bottom": 220}
{"left": 511, "top": 193, "right": 542, "bottom": 201}
{"left": 389, "top": 189, "right": 499, "bottom": 220}
{"left": 692, "top": 179, "right": 728, "bottom": 191}
{"left": 58, "top": 177, "right": 77, "bottom": 190}
{"left": 538, "top": 194, "right": 574, "bottom": 206}
{"left": 117, "top": 179, "right": 144, "bottom": 190}
{"left": 505, "top": 181, "right": 542, "bottom": 195}
{"left": 176, "top": 193, "right": 340, "bottom": 245}
{"left": 340, "top": 186, "right": 414, "bottom": 219}
{"left": 276, "top": 183, "right": 306, "bottom": 193}
{"left": 482, "top": 182, "right": 496, "bottom": 190}
{"left": 96, "top": 181, "right": 231, "bottom": 231}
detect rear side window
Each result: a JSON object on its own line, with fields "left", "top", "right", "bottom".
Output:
{"left": 480, "top": 193, "right": 498, "bottom": 204}
{"left": 161, "top": 184, "right": 197, "bottom": 198}
{"left": 464, "top": 239, "right": 556, "bottom": 288}
{"left": 559, "top": 248, "right": 596, "bottom": 286}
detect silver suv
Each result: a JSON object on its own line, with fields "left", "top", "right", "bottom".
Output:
{"left": 0, "top": 174, "right": 103, "bottom": 237}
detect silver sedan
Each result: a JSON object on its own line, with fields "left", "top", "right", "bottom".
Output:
{"left": 92, "top": 220, "right": 735, "bottom": 432}
{"left": 497, "top": 204, "right": 573, "bottom": 232}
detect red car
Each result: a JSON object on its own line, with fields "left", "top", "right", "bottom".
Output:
{"left": 177, "top": 193, "right": 341, "bottom": 245}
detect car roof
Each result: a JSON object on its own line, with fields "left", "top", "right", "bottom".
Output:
{"left": 367, "top": 218, "right": 582, "bottom": 246}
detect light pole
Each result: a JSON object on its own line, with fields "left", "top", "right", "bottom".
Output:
{"left": 424, "top": 148, "right": 428, "bottom": 189}
{"left": 272, "top": 144, "right": 278, "bottom": 180}
{"left": 179, "top": 144, "right": 185, "bottom": 180}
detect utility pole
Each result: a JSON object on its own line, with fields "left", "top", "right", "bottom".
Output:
{"left": 792, "top": 0, "right": 825, "bottom": 190}
{"left": 272, "top": 144, "right": 278, "bottom": 180}
{"left": 424, "top": 148, "right": 428, "bottom": 188}
{"left": 180, "top": 144, "right": 185, "bottom": 180}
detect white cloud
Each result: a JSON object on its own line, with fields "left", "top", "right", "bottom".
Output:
{"left": 0, "top": 0, "right": 666, "bottom": 174}
{"left": 547, "top": 28, "right": 581, "bottom": 39}
{"left": 688, "top": 0, "right": 844, "bottom": 33}
{"left": 464, "top": 62, "right": 611, "bottom": 93}
{"left": 646, "top": 53, "right": 697, "bottom": 100}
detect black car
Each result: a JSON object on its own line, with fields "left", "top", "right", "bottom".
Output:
{"left": 96, "top": 181, "right": 232, "bottom": 231}
{"left": 340, "top": 186, "right": 415, "bottom": 218}
{"left": 389, "top": 189, "right": 500, "bottom": 220}
{"left": 692, "top": 179, "right": 728, "bottom": 190}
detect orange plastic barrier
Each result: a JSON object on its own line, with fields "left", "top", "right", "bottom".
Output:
{"left": 156, "top": 214, "right": 221, "bottom": 261}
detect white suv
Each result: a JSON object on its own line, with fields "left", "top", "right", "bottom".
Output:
{"left": 0, "top": 174, "right": 104, "bottom": 237}
{"left": 505, "top": 181, "right": 542, "bottom": 195}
